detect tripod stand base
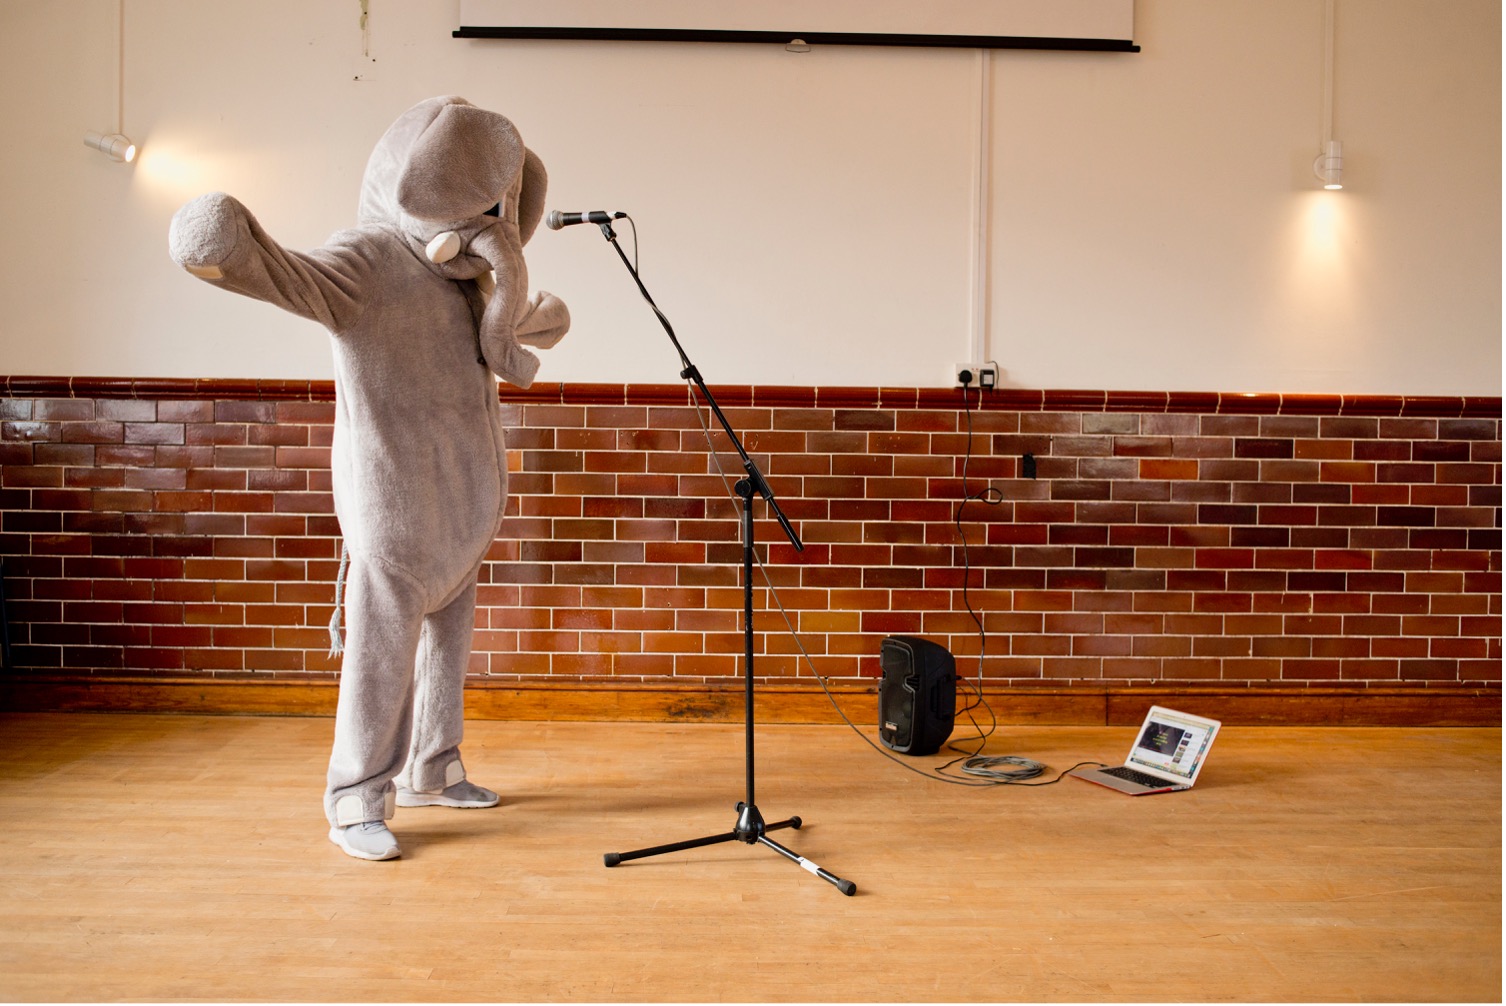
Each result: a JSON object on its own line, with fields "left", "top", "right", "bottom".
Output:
{"left": 604, "top": 802, "right": 857, "bottom": 896}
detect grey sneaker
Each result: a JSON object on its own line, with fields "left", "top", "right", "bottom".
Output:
{"left": 395, "top": 779, "right": 500, "bottom": 809}
{"left": 329, "top": 820, "right": 401, "bottom": 861}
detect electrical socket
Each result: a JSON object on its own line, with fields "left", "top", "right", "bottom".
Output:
{"left": 955, "top": 361, "right": 999, "bottom": 389}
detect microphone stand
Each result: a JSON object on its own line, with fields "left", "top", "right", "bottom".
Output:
{"left": 593, "top": 219, "right": 856, "bottom": 896}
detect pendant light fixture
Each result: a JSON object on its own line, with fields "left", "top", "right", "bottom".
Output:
{"left": 85, "top": 131, "right": 136, "bottom": 163}
{"left": 85, "top": 0, "right": 136, "bottom": 164}
{"left": 1312, "top": 0, "right": 1342, "bottom": 189}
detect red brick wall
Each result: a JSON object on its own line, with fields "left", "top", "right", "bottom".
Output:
{"left": 1, "top": 377, "right": 1500, "bottom": 696}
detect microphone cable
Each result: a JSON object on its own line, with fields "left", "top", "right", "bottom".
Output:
{"left": 619, "top": 214, "right": 639, "bottom": 274}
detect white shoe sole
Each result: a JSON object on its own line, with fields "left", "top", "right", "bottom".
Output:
{"left": 328, "top": 826, "right": 401, "bottom": 861}
{"left": 395, "top": 790, "right": 499, "bottom": 809}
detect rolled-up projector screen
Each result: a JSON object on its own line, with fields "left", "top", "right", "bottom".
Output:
{"left": 455, "top": 0, "right": 1138, "bottom": 52}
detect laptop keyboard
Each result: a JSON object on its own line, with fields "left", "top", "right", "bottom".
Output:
{"left": 1101, "top": 765, "right": 1177, "bottom": 789}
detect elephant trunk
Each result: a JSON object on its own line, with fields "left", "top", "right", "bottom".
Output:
{"left": 465, "top": 223, "right": 539, "bottom": 389}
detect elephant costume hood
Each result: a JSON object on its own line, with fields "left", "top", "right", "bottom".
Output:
{"left": 168, "top": 97, "right": 569, "bottom": 830}
{"left": 356, "top": 95, "right": 562, "bottom": 387}
{"left": 357, "top": 96, "right": 548, "bottom": 268}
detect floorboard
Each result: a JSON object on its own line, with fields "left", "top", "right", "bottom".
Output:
{"left": 0, "top": 712, "right": 1498, "bottom": 1002}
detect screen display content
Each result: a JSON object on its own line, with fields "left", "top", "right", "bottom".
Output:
{"left": 1129, "top": 717, "right": 1213, "bottom": 779}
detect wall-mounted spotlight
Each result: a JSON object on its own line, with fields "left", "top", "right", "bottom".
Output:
{"left": 1313, "top": 139, "right": 1343, "bottom": 190}
{"left": 84, "top": 130, "right": 137, "bottom": 163}
{"left": 1314, "top": 0, "right": 1343, "bottom": 190}
{"left": 86, "top": 0, "right": 136, "bottom": 165}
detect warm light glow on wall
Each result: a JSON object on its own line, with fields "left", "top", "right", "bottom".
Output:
{"left": 131, "top": 137, "right": 202, "bottom": 196}
{"left": 1297, "top": 189, "right": 1345, "bottom": 265}
{"left": 1268, "top": 191, "right": 1362, "bottom": 377}
{"left": 130, "top": 133, "right": 270, "bottom": 204}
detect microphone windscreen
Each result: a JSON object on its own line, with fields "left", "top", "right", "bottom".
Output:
{"left": 544, "top": 210, "right": 564, "bottom": 230}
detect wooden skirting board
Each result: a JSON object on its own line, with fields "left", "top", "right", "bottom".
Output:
{"left": 0, "top": 675, "right": 1498, "bottom": 727}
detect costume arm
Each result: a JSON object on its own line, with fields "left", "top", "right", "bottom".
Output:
{"left": 168, "top": 192, "right": 367, "bottom": 332}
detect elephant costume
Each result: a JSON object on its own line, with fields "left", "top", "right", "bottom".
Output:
{"left": 169, "top": 97, "right": 568, "bottom": 859}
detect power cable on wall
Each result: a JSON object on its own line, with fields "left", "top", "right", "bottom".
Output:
{"left": 687, "top": 371, "right": 1101, "bottom": 788}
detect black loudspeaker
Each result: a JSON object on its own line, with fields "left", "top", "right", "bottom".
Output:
{"left": 878, "top": 635, "right": 957, "bottom": 755}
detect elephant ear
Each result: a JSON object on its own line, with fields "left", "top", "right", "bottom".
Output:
{"left": 518, "top": 148, "right": 548, "bottom": 245}
{"left": 396, "top": 104, "right": 524, "bottom": 223}
{"left": 358, "top": 96, "right": 467, "bottom": 227}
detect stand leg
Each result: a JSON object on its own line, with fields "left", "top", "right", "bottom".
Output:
{"left": 605, "top": 802, "right": 853, "bottom": 895}
{"left": 603, "top": 829, "right": 739, "bottom": 868}
{"left": 758, "top": 835, "right": 858, "bottom": 896}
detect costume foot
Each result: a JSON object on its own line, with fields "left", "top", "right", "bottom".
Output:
{"left": 329, "top": 820, "right": 401, "bottom": 861}
{"left": 395, "top": 780, "right": 500, "bottom": 809}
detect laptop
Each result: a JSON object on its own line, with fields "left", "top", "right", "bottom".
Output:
{"left": 1070, "top": 706, "right": 1221, "bottom": 795}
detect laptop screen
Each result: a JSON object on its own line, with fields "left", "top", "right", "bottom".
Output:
{"left": 1127, "top": 710, "right": 1218, "bottom": 781}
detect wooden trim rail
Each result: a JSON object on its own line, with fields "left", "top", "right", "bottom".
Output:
{"left": 1, "top": 675, "right": 1497, "bottom": 727}
{"left": 2, "top": 376, "right": 1500, "bottom": 418}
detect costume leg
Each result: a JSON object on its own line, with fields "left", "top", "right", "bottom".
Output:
{"left": 397, "top": 579, "right": 478, "bottom": 794}
{"left": 324, "top": 555, "right": 428, "bottom": 827}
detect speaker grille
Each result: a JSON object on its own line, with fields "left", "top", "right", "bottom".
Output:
{"left": 877, "top": 635, "right": 956, "bottom": 756}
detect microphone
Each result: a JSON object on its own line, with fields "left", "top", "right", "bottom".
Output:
{"left": 545, "top": 210, "right": 626, "bottom": 230}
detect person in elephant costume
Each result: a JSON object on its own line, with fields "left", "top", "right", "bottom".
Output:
{"left": 169, "top": 96, "right": 569, "bottom": 861}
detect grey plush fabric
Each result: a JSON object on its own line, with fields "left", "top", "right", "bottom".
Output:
{"left": 169, "top": 97, "right": 569, "bottom": 830}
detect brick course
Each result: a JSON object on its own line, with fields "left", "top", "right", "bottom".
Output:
{"left": 1, "top": 378, "right": 1499, "bottom": 695}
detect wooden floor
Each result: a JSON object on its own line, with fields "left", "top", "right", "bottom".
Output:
{"left": 0, "top": 712, "right": 1498, "bottom": 1003}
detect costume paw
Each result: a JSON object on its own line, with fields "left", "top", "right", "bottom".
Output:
{"left": 168, "top": 192, "right": 244, "bottom": 279}
{"left": 516, "top": 290, "right": 570, "bottom": 349}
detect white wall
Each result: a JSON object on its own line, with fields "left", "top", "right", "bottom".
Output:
{"left": 0, "top": 0, "right": 1498, "bottom": 394}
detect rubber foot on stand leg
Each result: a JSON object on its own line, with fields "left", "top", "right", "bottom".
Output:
{"left": 838, "top": 878, "right": 857, "bottom": 896}
{"left": 604, "top": 852, "right": 622, "bottom": 867}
